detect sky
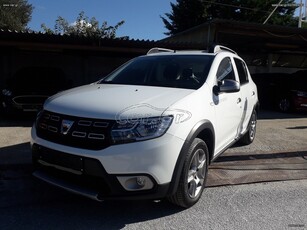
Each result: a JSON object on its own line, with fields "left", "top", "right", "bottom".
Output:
{"left": 27, "top": 0, "right": 176, "bottom": 41}
{"left": 27, "top": 0, "right": 303, "bottom": 41}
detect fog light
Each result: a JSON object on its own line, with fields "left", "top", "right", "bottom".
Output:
{"left": 117, "top": 176, "right": 154, "bottom": 191}
{"left": 136, "top": 176, "right": 146, "bottom": 187}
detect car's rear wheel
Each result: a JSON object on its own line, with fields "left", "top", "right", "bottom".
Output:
{"left": 240, "top": 110, "right": 257, "bottom": 145}
{"left": 168, "top": 138, "right": 209, "bottom": 208}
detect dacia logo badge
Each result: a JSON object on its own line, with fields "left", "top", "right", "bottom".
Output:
{"left": 61, "top": 119, "right": 74, "bottom": 135}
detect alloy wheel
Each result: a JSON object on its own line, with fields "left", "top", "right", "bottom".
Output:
{"left": 187, "top": 149, "right": 207, "bottom": 198}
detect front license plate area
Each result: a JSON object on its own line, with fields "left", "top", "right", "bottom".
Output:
{"left": 38, "top": 146, "right": 83, "bottom": 172}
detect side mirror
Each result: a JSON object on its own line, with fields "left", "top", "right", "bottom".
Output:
{"left": 213, "top": 79, "right": 240, "bottom": 95}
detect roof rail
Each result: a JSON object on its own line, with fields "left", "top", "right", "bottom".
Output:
{"left": 212, "top": 45, "right": 237, "bottom": 55}
{"left": 147, "top": 47, "right": 175, "bottom": 55}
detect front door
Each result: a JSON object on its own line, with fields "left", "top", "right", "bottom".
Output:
{"left": 213, "top": 57, "right": 243, "bottom": 154}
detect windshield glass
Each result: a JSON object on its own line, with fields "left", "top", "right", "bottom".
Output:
{"left": 99, "top": 55, "right": 214, "bottom": 89}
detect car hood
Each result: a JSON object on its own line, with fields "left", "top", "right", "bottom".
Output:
{"left": 44, "top": 84, "right": 194, "bottom": 120}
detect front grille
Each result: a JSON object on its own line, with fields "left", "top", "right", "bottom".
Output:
{"left": 36, "top": 110, "right": 114, "bottom": 150}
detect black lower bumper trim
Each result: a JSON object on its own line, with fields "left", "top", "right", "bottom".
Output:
{"left": 33, "top": 170, "right": 102, "bottom": 201}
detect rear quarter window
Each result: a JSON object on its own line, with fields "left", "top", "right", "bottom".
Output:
{"left": 234, "top": 58, "right": 249, "bottom": 85}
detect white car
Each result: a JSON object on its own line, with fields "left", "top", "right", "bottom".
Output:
{"left": 31, "top": 45, "right": 259, "bottom": 208}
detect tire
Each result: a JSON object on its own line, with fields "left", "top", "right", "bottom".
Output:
{"left": 168, "top": 138, "right": 209, "bottom": 208}
{"left": 278, "top": 97, "right": 291, "bottom": 112}
{"left": 240, "top": 110, "right": 257, "bottom": 145}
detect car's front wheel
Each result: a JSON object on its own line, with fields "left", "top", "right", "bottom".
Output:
{"left": 168, "top": 138, "right": 209, "bottom": 208}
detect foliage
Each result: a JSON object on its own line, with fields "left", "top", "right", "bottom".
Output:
{"left": 162, "top": 0, "right": 298, "bottom": 36}
{"left": 161, "top": 0, "right": 209, "bottom": 36}
{"left": 41, "top": 11, "right": 125, "bottom": 39}
{"left": 0, "top": 0, "right": 33, "bottom": 30}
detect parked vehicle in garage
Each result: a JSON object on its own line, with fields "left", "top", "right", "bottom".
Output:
{"left": 0, "top": 67, "right": 70, "bottom": 115}
{"left": 289, "top": 70, "right": 307, "bottom": 112}
{"left": 31, "top": 46, "right": 259, "bottom": 208}
{"left": 252, "top": 71, "right": 307, "bottom": 112}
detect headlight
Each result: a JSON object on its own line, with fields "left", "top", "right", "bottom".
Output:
{"left": 2, "top": 89, "right": 12, "bottom": 97}
{"left": 111, "top": 116, "right": 173, "bottom": 144}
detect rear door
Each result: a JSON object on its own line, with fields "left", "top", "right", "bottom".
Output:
{"left": 233, "top": 58, "right": 256, "bottom": 135}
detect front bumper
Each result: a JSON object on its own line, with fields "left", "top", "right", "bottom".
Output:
{"left": 31, "top": 125, "right": 185, "bottom": 200}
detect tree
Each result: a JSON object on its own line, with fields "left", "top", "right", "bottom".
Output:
{"left": 162, "top": 0, "right": 297, "bottom": 36}
{"left": 41, "top": 11, "right": 125, "bottom": 39}
{"left": 0, "top": 0, "right": 33, "bottom": 31}
{"left": 213, "top": 0, "right": 297, "bottom": 26}
{"left": 161, "top": 0, "right": 209, "bottom": 36}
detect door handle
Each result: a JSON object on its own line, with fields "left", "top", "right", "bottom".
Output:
{"left": 237, "top": 98, "right": 241, "bottom": 104}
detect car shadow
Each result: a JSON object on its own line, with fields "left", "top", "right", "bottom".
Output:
{"left": 287, "top": 126, "right": 307, "bottom": 130}
{"left": 0, "top": 142, "right": 32, "bottom": 166}
{"left": 1, "top": 170, "right": 184, "bottom": 230}
{"left": 0, "top": 184, "right": 185, "bottom": 229}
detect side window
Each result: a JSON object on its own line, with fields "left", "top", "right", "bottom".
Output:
{"left": 234, "top": 58, "right": 249, "bottom": 85}
{"left": 216, "top": 57, "right": 235, "bottom": 82}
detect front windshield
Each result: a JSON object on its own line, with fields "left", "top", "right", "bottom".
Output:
{"left": 99, "top": 55, "right": 214, "bottom": 89}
